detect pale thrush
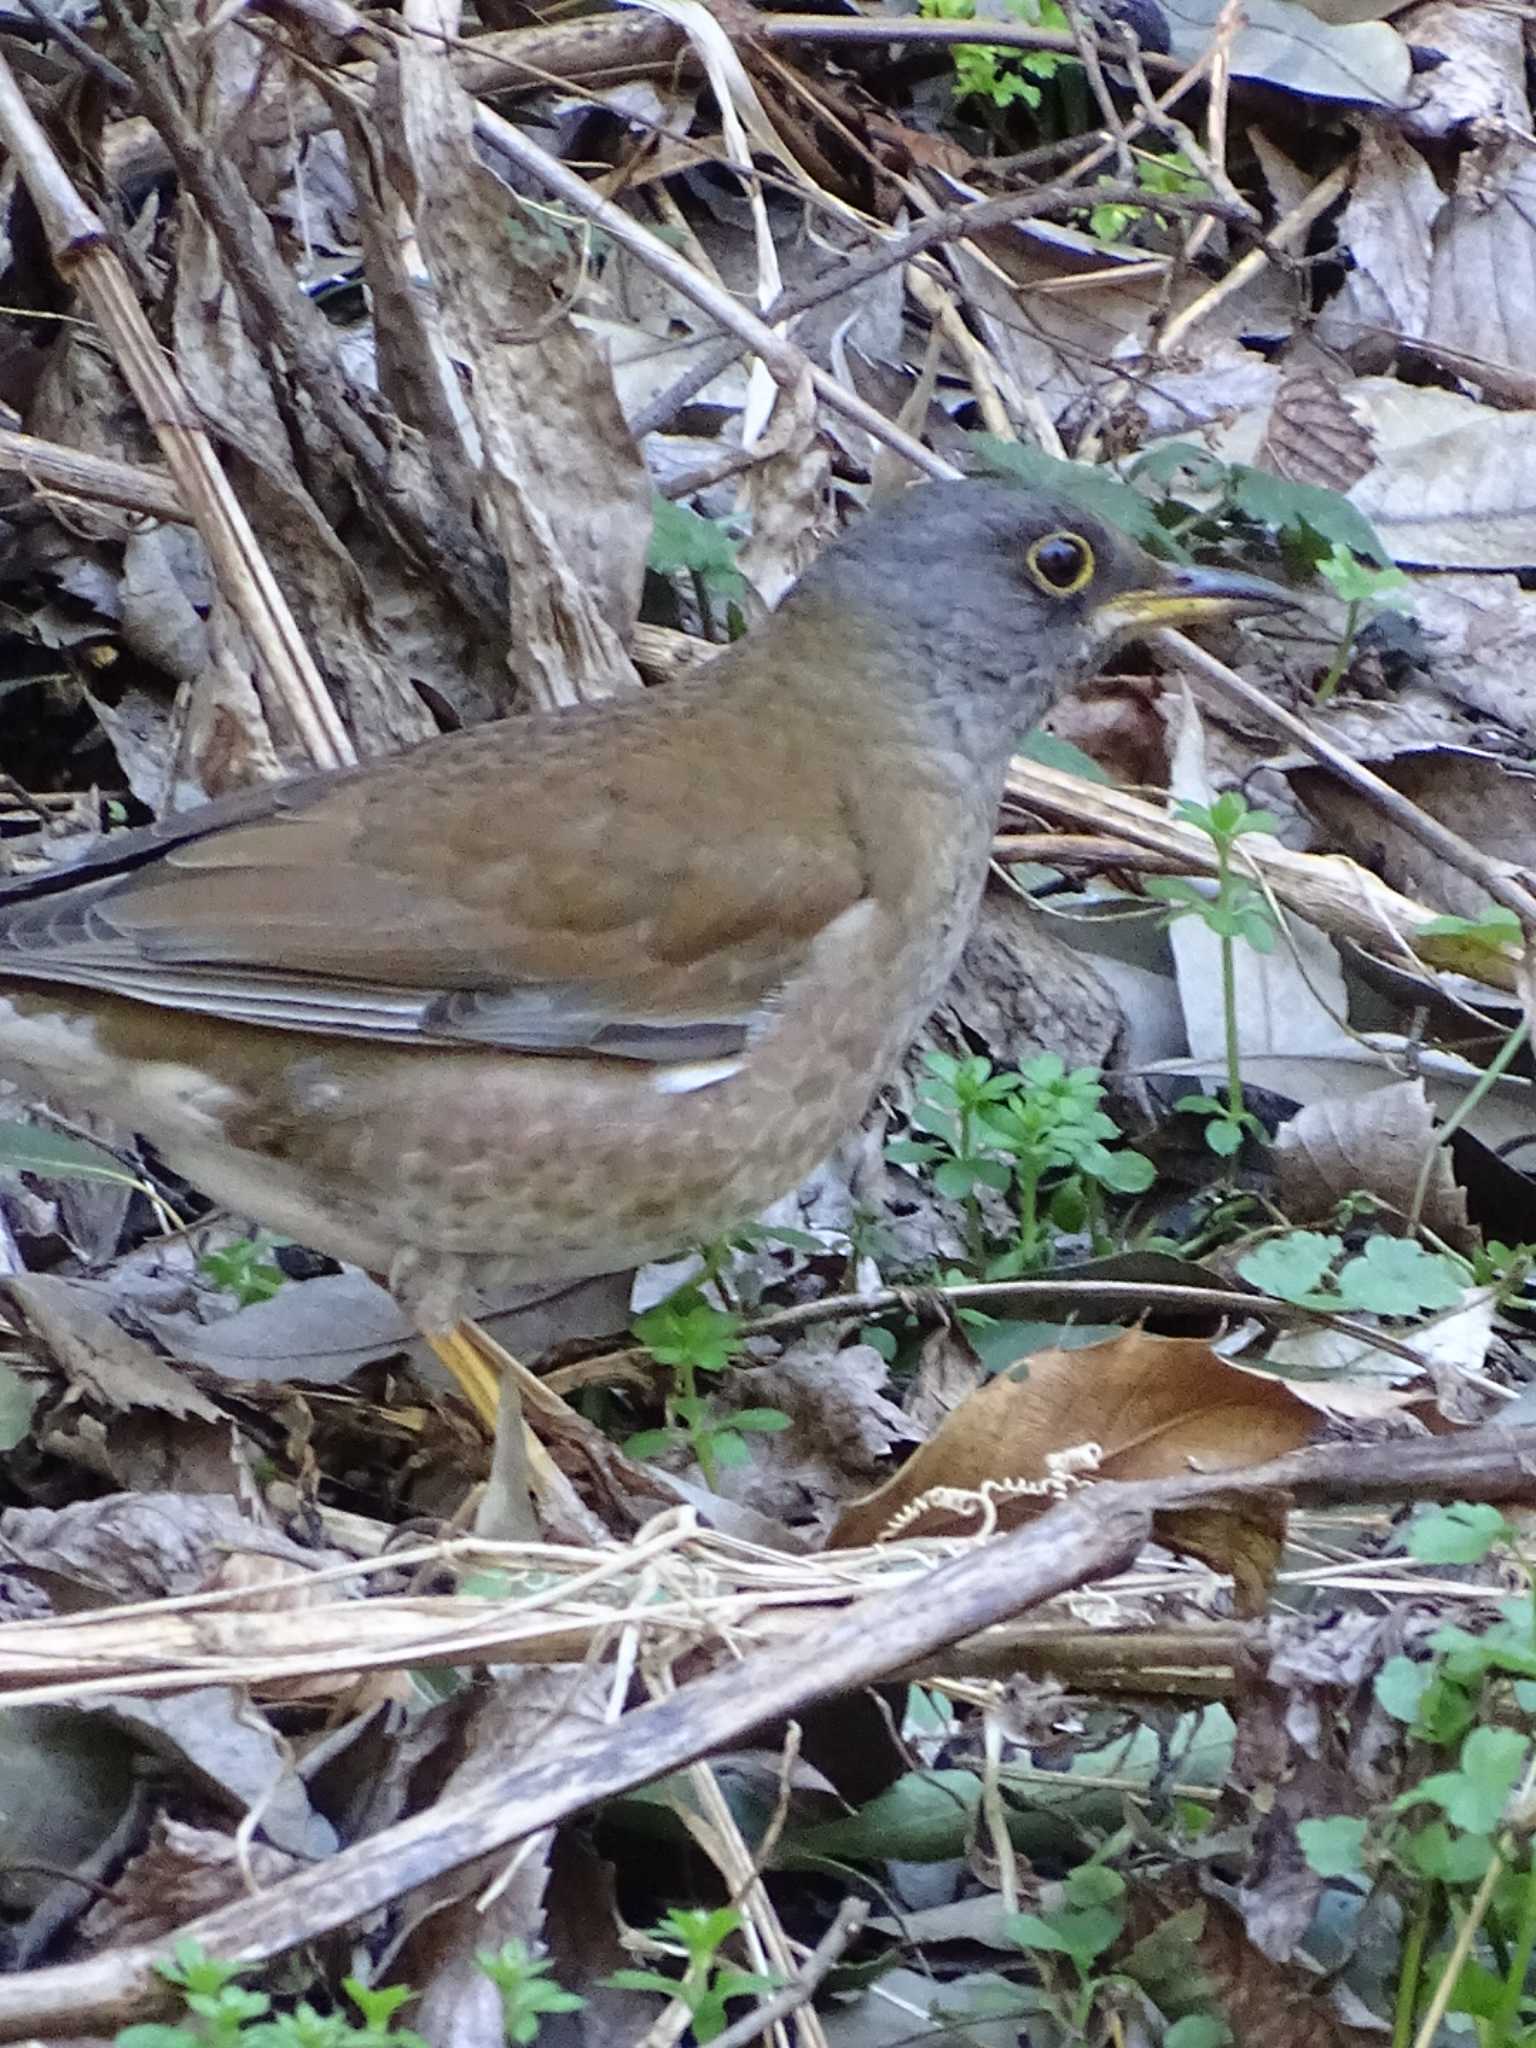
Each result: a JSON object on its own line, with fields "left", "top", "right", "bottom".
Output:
{"left": 0, "top": 484, "right": 1287, "bottom": 1432}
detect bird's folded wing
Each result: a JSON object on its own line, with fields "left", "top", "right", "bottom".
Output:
{"left": 0, "top": 744, "right": 869, "bottom": 1062}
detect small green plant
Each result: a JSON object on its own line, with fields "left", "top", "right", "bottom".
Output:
{"left": 1299, "top": 1505, "right": 1536, "bottom": 2045}
{"left": 1470, "top": 1238, "right": 1536, "bottom": 1301}
{"left": 1419, "top": 904, "right": 1525, "bottom": 952}
{"left": 648, "top": 494, "right": 746, "bottom": 616}
{"left": 981, "top": 1054, "right": 1156, "bottom": 1272}
{"left": 1236, "top": 1228, "right": 1468, "bottom": 1314}
{"left": 476, "top": 1942, "right": 586, "bottom": 2045}
{"left": 116, "top": 1942, "right": 429, "bottom": 2048}
{"left": 1313, "top": 542, "right": 1413, "bottom": 703}
{"left": 608, "top": 1906, "right": 778, "bottom": 2044}
{"left": 889, "top": 1051, "right": 1154, "bottom": 1274}
{"left": 919, "top": 0, "right": 1072, "bottom": 110}
{"left": 626, "top": 1287, "right": 789, "bottom": 1489}
{"left": 116, "top": 1940, "right": 587, "bottom": 2048}
{"left": 888, "top": 1051, "right": 1020, "bottom": 1262}
{"left": 1087, "top": 149, "right": 1208, "bottom": 242}
{"left": 965, "top": 1862, "right": 1232, "bottom": 2042}
{"left": 1008, "top": 1860, "right": 1130, "bottom": 2036}
{"left": 1148, "top": 793, "right": 1280, "bottom": 1159}
{"left": 199, "top": 1233, "right": 288, "bottom": 1308}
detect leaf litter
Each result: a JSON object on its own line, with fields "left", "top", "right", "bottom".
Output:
{"left": 0, "top": 0, "right": 1535, "bottom": 2036}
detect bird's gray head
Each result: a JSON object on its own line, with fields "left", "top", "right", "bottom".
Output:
{"left": 789, "top": 480, "right": 1291, "bottom": 768}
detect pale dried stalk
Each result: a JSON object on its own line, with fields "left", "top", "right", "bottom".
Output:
{"left": 1157, "top": 154, "right": 1356, "bottom": 356}
{"left": 0, "top": 52, "right": 353, "bottom": 771}
{"left": 906, "top": 262, "right": 1014, "bottom": 438}
{"left": 0, "top": 426, "right": 184, "bottom": 524}
{"left": 0, "top": 1494, "right": 1145, "bottom": 2037}
{"left": 1002, "top": 756, "right": 1522, "bottom": 993}
{"left": 1157, "top": 629, "right": 1536, "bottom": 940}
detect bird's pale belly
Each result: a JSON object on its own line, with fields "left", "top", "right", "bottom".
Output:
{"left": 0, "top": 919, "right": 941, "bottom": 1321}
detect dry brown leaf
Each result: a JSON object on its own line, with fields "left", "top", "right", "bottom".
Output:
{"left": 3, "top": 1274, "right": 220, "bottom": 1422}
{"left": 1428, "top": 137, "right": 1536, "bottom": 402}
{"left": 1256, "top": 366, "right": 1376, "bottom": 491}
{"left": 77, "top": 1818, "right": 302, "bottom": 1951}
{"left": 1127, "top": 1877, "right": 1378, "bottom": 2047}
{"left": 1289, "top": 745, "right": 1536, "bottom": 914}
{"left": 1315, "top": 127, "right": 1443, "bottom": 367}
{"left": 827, "top": 1330, "right": 1323, "bottom": 1548}
{"left": 1272, "top": 1077, "right": 1474, "bottom": 1248}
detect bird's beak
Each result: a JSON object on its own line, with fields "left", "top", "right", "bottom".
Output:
{"left": 1090, "top": 560, "right": 1298, "bottom": 645}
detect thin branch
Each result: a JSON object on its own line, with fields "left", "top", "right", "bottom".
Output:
{"left": 1156, "top": 628, "right": 1536, "bottom": 936}
{"left": 707, "top": 1900, "right": 870, "bottom": 2048}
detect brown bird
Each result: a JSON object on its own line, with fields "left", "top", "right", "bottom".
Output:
{"left": 0, "top": 483, "right": 1286, "bottom": 1448}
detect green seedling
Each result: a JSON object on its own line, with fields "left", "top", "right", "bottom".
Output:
{"left": 1300, "top": 1505, "right": 1536, "bottom": 2047}
{"left": 889, "top": 1050, "right": 1153, "bottom": 1274}
{"left": 476, "top": 1942, "right": 586, "bottom": 2045}
{"left": 626, "top": 1287, "right": 788, "bottom": 1490}
{"left": 1148, "top": 793, "right": 1280, "bottom": 1160}
{"left": 1237, "top": 1228, "right": 1468, "bottom": 1314}
{"left": 1313, "top": 542, "right": 1412, "bottom": 703}
{"left": 199, "top": 1232, "right": 288, "bottom": 1308}
{"left": 919, "top": 0, "right": 1072, "bottom": 110}
{"left": 1087, "top": 150, "right": 1208, "bottom": 242}
{"left": 608, "top": 1907, "right": 778, "bottom": 2044}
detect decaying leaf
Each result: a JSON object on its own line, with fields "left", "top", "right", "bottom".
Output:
{"left": 0, "top": 1490, "right": 338, "bottom": 1604}
{"left": 1161, "top": 0, "right": 1412, "bottom": 103}
{"left": 1256, "top": 368, "right": 1376, "bottom": 493}
{"left": 76, "top": 1817, "right": 303, "bottom": 1950}
{"left": 827, "top": 1329, "right": 1324, "bottom": 1549}
{"left": 1272, "top": 1078, "right": 1474, "bottom": 1248}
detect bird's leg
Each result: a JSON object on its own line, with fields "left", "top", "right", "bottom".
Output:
{"left": 428, "top": 1319, "right": 575, "bottom": 1542}
{"left": 424, "top": 1321, "right": 502, "bottom": 1432}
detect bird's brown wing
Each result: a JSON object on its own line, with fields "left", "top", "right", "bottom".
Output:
{"left": 0, "top": 704, "right": 870, "bottom": 1062}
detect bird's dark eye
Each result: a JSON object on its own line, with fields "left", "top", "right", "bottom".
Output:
{"left": 1026, "top": 530, "right": 1095, "bottom": 596}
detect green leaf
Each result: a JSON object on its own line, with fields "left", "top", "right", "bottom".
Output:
{"left": 729, "top": 1407, "right": 791, "bottom": 1433}
{"left": 1093, "top": 1147, "right": 1156, "bottom": 1193}
{"left": 1006, "top": 1905, "right": 1122, "bottom": 1967}
{"left": 1064, "top": 1863, "right": 1126, "bottom": 1906}
{"left": 1446, "top": 1955, "right": 1507, "bottom": 2020}
{"left": 966, "top": 437, "right": 1175, "bottom": 550}
{"left": 0, "top": 1362, "right": 37, "bottom": 1452}
{"left": 1375, "top": 1655, "right": 1431, "bottom": 1725}
{"left": 1333, "top": 1236, "right": 1466, "bottom": 1315}
{"left": 790, "top": 1768, "right": 982, "bottom": 1861}
{"left": 0, "top": 1118, "right": 141, "bottom": 1188}
{"left": 633, "top": 1293, "right": 743, "bottom": 1372}
{"left": 1225, "top": 466, "right": 1393, "bottom": 566}
{"left": 1297, "top": 1814, "right": 1368, "bottom": 1880}
{"left": 1316, "top": 541, "right": 1411, "bottom": 607}
{"left": 1406, "top": 1502, "right": 1511, "bottom": 1565}
{"left": 1204, "top": 1118, "right": 1245, "bottom": 1159}
{"left": 1237, "top": 1232, "right": 1340, "bottom": 1301}
{"left": 1404, "top": 1821, "right": 1496, "bottom": 1885}
{"left": 1419, "top": 905, "right": 1523, "bottom": 950}
{"left": 647, "top": 495, "right": 745, "bottom": 598}
{"left": 1165, "top": 2019, "right": 1232, "bottom": 2048}
{"left": 1130, "top": 442, "right": 1230, "bottom": 493}
{"left": 1404, "top": 1725, "right": 1529, "bottom": 1833}
{"left": 1014, "top": 729, "right": 1112, "bottom": 783}
{"left": 623, "top": 1428, "right": 677, "bottom": 1460}
{"left": 1144, "top": 877, "right": 1210, "bottom": 913}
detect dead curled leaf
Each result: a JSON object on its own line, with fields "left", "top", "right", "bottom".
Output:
{"left": 828, "top": 1329, "right": 1325, "bottom": 1549}
{"left": 1272, "top": 1077, "right": 1475, "bottom": 1249}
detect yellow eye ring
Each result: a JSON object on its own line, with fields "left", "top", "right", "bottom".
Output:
{"left": 1026, "top": 530, "right": 1095, "bottom": 597}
